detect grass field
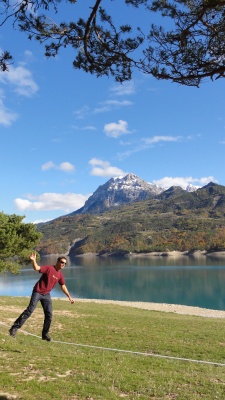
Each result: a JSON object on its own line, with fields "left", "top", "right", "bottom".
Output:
{"left": 1, "top": 296, "right": 225, "bottom": 399}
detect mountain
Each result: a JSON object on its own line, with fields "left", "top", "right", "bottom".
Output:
{"left": 185, "top": 184, "right": 201, "bottom": 192}
{"left": 69, "top": 173, "right": 198, "bottom": 215}
{"left": 158, "top": 185, "right": 187, "bottom": 200}
{"left": 35, "top": 181, "right": 225, "bottom": 256}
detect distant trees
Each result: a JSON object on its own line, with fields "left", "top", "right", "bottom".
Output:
{"left": 1, "top": 0, "right": 225, "bottom": 86}
{"left": 36, "top": 211, "right": 225, "bottom": 256}
{"left": 0, "top": 212, "right": 42, "bottom": 273}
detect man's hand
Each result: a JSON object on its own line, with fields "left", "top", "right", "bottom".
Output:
{"left": 30, "top": 252, "right": 41, "bottom": 271}
{"left": 61, "top": 285, "right": 74, "bottom": 304}
{"left": 29, "top": 252, "right": 36, "bottom": 261}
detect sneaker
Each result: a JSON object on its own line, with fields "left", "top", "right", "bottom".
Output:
{"left": 42, "top": 334, "right": 52, "bottom": 342}
{"left": 9, "top": 327, "right": 17, "bottom": 338}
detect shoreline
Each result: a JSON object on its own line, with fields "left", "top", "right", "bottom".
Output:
{"left": 69, "top": 250, "right": 225, "bottom": 258}
{"left": 127, "top": 250, "right": 225, "bottom": 258}
{"left": 55, "top": 298, "right": 225, "bottom": 319}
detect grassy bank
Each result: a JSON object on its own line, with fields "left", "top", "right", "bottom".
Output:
{"left": 1, "top": 297, "right": 225, "bottom": 399}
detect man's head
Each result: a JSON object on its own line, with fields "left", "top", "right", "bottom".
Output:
{"left": 55, "top": 256, "right": 67, "bottom": 270}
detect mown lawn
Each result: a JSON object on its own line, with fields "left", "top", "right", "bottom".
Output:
{"left": 0, "top": 296, "right": 225, "bottom": 399}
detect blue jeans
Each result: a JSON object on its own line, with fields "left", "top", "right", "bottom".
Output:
{"left": 12, "top": 290, "right": 52, "bottom": 336}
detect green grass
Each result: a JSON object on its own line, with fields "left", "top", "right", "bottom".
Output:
{"left": 1, "top": 297, "right": 225, "bottom": 399}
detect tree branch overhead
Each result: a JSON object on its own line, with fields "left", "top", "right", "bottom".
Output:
{"left": 1, "top": 0, "right": 225, "bottom": 86}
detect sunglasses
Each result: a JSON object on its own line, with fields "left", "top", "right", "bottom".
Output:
{"left": 59, "top": 260, "right": 66, "bottom": 265}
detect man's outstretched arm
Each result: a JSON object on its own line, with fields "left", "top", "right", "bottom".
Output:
{"left": 61, "top": 284, "right": 74, "bottom": 304}
{"left": 29, "top": 252, "right": 41, "bottom": 271}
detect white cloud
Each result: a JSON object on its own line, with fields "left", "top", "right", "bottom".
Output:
{"left": 75, "top": 97, "right": 133, "bottom": 118}
{"left": 110, "top": 81, "right": 135, "bottom": 96}
{"left": 32, "top": 219, "right": 53, "bottom": 224}
{"left": 153, "top": 176, "right": 217, "bottom": 188}
{"left": 41, "top": 161, "right": 75, "bottom": 172}
{"left": 14, "top": 192, "right": 90, "bottom": 212}
{"left": 0, "top": 57, "right": 38, "bottom": 126}
{"left": 143, "top": 136, "right": 182, "bottom": 145}
{"left": 104, "top": 120, "right": 131, "bottom": 138}
{"left": 74, "top": 105, "right": 90, "bottom": 119}
{"left": 117, "top": 135, "right": 183, "bottom": 160}
{"left": 94, "top": 100, "right": 133, "bottom": 114}
{"left": 89, "top": 158, "right": 106, "bottom": 167}
{"left": 106, "top": 100, "right": 133, "bottom": 106}
{"left": 0, "top": 65, "right": 38, "bottom": 97}
{"left": 198, "top": 176, "right": 217, "bottom": 185}
{"left": 71, "top": 125, "right": 97, "bottom": 131}
{"left": 41, "top": 161, "right": 56, "bottom": 171}
{"left": 74, "top": 81, "right": 134, "bottom": 119}
{"left": 89, "top": 158, "right": 126, "bottom": 177}
{"left": 82, "top": 125, "right": 97, "bottom": 131}
{"left": 58, "top": 162, "right": 75, "bottom": 172}
{"left": 24, "top": 50, "right": 33, "bottom": 58}
{"left": 0, "top": 98, "right": 18, "bottom": 126}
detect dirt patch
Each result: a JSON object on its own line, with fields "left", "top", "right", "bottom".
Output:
{"left": 10, "top": 368, "right": 77, "bottom": 383}
{"left": 72, "top": 298, "right": 225, "bottom": 319}
{"left": 54, "top": 310, "right": 77, "bottom": 317}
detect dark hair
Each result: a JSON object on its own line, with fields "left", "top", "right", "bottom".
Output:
{"left": 57, "top": 256, "right": 67, "bottom": 262}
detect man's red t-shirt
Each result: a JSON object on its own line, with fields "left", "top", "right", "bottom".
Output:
{"left": 34, "top": 265, "right": 65, "bottom": 294}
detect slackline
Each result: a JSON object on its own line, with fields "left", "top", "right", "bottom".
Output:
{"left": 1, "top": 321, "right": 225, "bottom": 367}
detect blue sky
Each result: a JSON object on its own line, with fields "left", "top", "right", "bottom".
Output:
{"left": 0, "top": 1, "right": 225, "bottom": 223}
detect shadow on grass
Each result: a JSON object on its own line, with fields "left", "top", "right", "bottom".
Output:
{"left": 0, "top": 346, "right": 24, "bottom": 353}
{"left": 0, "top": 397, "right": 14, "bottom": 400}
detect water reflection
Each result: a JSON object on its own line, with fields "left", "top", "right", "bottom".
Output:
{"left": 1, "top": 255, "right": 225, "bottom": 310}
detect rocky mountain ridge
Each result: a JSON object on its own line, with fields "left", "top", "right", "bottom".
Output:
{"left": 69, "top": 173, "right": 200, "bottom": 216}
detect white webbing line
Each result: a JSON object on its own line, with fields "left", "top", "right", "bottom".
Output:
{"left": 1, "top": 321, "right": 225, "bottom": 367}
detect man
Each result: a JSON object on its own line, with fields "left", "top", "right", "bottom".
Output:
{"left": 9, "top": 253, "right": 74, "bottom": 341}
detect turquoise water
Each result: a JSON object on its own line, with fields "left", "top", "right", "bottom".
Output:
{"left": 1, "top": 255, "right": 225, "bottom": 310}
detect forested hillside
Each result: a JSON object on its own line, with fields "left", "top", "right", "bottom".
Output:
{"left": 35, "top": 182, "right": 225, "bottom": 256}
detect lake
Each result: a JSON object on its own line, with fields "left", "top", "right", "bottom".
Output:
{"left": 1, "top": 255, "right": 225, "bottom": 311}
